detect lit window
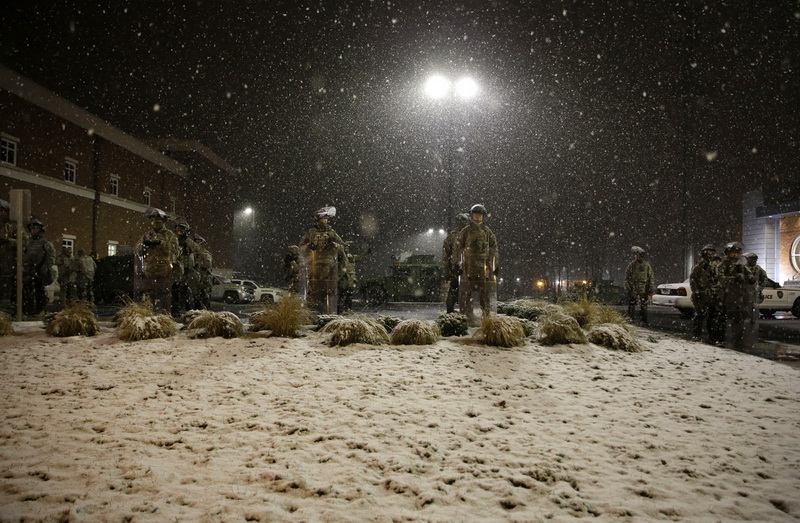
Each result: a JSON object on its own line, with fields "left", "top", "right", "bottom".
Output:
{"left": 1, "top": 137, "right": 17, "bottom": 165}
{"left": 143, "top": 189, "right": 151, "bottom": 206}
{"left": 109, "top": 176, "right": 119, "bottom": 196}
{"left": 107, "top": 241, "right": 118, "bottom": 256}
{"left": 64, "top": 160, "right": 77, "bottom": 183}
{"left": 791, "top": 236, "right": 800, "bottom": 273}
{"left": 61, "top": 237, "right": 75, "bottom": 253}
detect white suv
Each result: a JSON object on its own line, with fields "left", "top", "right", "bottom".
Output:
{"left": 210, "top": 275, "right": 254, "bottom": 304}
{"left": 231, "top": 279, "right": 283, "bottom": 304}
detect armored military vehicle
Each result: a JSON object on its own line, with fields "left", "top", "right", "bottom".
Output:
{"left": 360, "top": 254, "right": 445, "bottom": 305}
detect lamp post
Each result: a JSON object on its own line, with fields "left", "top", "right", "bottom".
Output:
{"left": 235, "top": 207, "right": 255, "bottom": 276}
{"left": 422, "top": 74, "right": 479, "bottom": 230}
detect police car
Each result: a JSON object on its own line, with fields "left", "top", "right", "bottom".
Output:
{"left": 652, "top": 279, "right": 800, "bottom": 318}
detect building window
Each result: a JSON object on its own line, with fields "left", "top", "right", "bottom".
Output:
{"left": 107, "top": 241, "right": 118, "bottom": 256}
{"left": 64, "top": 160, "right": 77, "bottom": 183}
{"left": 61, "top": 236, "right": 75, "bottom": 253}
{"left": 1, "top": 137, "right": 17, "bottom": 165}
{"left": 791, "top": 236, "right": 800, "bottom": 274}
{"left": 109, "top": 176, "right": 119, "bottom": 196}
{"left": 143, "top": 189, "right": 151, "bottom": 206}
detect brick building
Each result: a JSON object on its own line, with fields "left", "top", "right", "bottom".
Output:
{"left": 0, "top": 65, "right": 237, "bottom": 271}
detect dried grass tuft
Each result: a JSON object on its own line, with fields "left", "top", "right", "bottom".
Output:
{"left": 320, "top": 317, "right": 389, "bottom": 346}
{"left": 436, "top": 312, "right": 469, "bottom": 337}
{"left": 46, "top": 301, "right": 99, "bottom": 337}
{"left": 474, "top": 315, "right": 526, "bottom": 347}
{"left": 179, "top": 309, "right": 206, "bottom": 326}
{"left": 185, "top": 310, "right": 244, "bottom": 339}
{"left": 377, "top": 315, "right": 403, "bottom": 333}
{"left": 0, "top": 311, "right": 14, "bottom": 336}
{"left": 562, "top": 296, "right": 630, "bottom": 330}
{"left": 539, "top": 310, "right": 588, "bottom": 345}
{"left": 390, "top": 319, "right": 440, "bottom": 345}
{"left": 588, "top": 323, "right": 642, "bottom": 352}
{"left": 114, "top": 297, "right": 176, "bottom": 341}
{"left": 249, "top": 294, "right": 311, "bottom": 337}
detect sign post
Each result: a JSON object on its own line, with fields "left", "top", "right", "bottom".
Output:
{"left": 9, "top": 189, "right": 30, "bottom": 320}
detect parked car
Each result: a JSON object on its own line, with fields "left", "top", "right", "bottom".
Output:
{"left": 211, "top": 275, "right": 254, "bottom": 304}
{"left": 230, "top": 279, "right": 283, "bottom": 303}
{"left": 652, "top": 278, "right": 800, "bottom": 318}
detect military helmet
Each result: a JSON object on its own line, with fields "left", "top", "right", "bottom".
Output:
{"left": 0, "top": 199, "right": 9, "bottom": 212}
{"left": 470, "top": 204, "right": 488, "bottom": 215}
{"left": 193, "top": 235, "right": 206, "bottom": 245}
{"left": 700, "top": 244, "right": 716, "bottom": 253}
{"left": 144, "top": 207, "right": 168, "bottom": 220}
{"left": 315, "top": 206, "right": 336, "bottom": 219}
{"left": 456, "top": 212, "right": 470, "bottom": 223}
{"left": 742, "top": 252, "right": 758, "bottom": 260}
{"left": 27, "top": 217, "right": 46, "bottom": 231}
{"left": 723, "top": 241, "right": 743, "bottom": 254}
{"left": 175, "top": 221, "right": 191, "bottom": 233}
{"left": 631, "top": 245, "right": 645, "bottom": 254}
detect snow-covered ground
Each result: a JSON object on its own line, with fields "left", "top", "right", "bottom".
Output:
{"left": 1, "top": 321, "right": 798, "bottom": 521}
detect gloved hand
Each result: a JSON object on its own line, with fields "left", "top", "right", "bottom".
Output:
{"left": 143, "top": 239, "right": 162, "bottom": 247}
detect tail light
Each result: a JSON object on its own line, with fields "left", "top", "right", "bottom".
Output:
{"left": 677, "top": 287, "right": 687, "bottom": 296}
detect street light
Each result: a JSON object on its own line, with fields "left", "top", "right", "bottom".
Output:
{"left": 422, "top": 74, "right": 479, "bottom": 229}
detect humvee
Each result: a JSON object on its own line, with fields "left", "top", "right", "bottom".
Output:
{"left": 359, "top": 254, "right": 445, "bottom": 306}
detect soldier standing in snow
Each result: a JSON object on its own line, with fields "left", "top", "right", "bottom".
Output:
{"left": 283, "top": 245, "right": 300, "bottom": 294}
{"left": 56, "top": 246, "right": 77, "bottom": 305}
{"left": 442, "top": 213, "right": 470, "bottom": 314}
{"left": 171, "top": 221, "right": 202, "bottom": 316}
{"left": 717, "top": 242, "right": 757, "bottom": 350}
{"left": 690, "top": 244, "right": 721, "bottom": 343}
{"left": 193, "top": 235, "right": 213, "bottom": 310}
{"left": 74, "top": 249, "right": 97, "bottom": 303}
{"left": 22, "top": 218, "right": 56, "bottom": 316}
{"left": 0, "top": 199, "right": 26, "bottom": 307}
{"left": 454, "top": 204, "right": 499, "bottom": 325}
{"left": 624, "top": 246, "right": 655, "bottom": 326}
{"left": 134, "top": 207, "right": 180, "bottom": 315}
{"left": 299, "top": 206, "right": 344, "bottom": 314}
{"left": 742, "top": 253, "right": 778, "bottom": 304}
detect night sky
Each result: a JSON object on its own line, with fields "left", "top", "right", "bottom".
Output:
{"left": 2, "top": 0, "right": 798, "bottom": 288}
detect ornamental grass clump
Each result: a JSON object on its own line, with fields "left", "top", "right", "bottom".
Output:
{"left": 539, "top": 310, "right": 587, "bottom": 345}
{"left": 562, "top": 297, "right": 594, "bottom": 329}
{"left": 436, "top": 312, "right": 469, "bottom": 337}
{"left": 314, "top": 314, "right": 341, "bottom": 331}
{"left": 185, "top": 310, "right": 244, "bottom": 339}
{"left": 114, "top": 298, "right": 176, "bottom": 342}
{"left": 377, "top": 315, "right": 402, "bottom": 334}
{"left": 473, "top": 315, "right": 526, "bottom": 348}
{"left": 46, "top": 301, "right": 100, "bottom": 337}
{"left": 0, "top": 311, "right": 14, "bottom": 336}
{"left": 320, "top": 317, "right": 389, "bottom": 347}
{"left": 249, "top": 294, "right": 311, "bottom": 337}
{"left": 588, "top": 323, "right": 642, "bottom": 352}
{"left": 390, "top": 319, "right": 440, "bottom": 345}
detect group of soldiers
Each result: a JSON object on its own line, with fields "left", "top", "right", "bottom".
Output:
{"left": 623, "top": 241, "right": 776, "bottom": 350}
{"left": 285, "top": 206, "right": 363, "bottom": 315}
{"left": 134, "top": 207, "right": 214, "bottom": 316}
{"left": 442, "top": 204, "right": 500, "bottom": 325}
{"left": 0, "top": 199, "right": 59, "bottom": 315}
{"left": 55, "top": 247, "right": 97, "bottom": 305}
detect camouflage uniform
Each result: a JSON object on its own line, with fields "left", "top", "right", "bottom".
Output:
{"left": 75, "top": 250, "right": 97, "bottom": 303}
{"left": 689, "top": 247, "right": 721, "bottom": 343}
{"left": 624, "top": 249, "right": 654, "bottom": 325}
{"left": 134, "top": 213, "right": 180, "bottom": 315}
{"left": 442, "top": 215, "right": 469, "bottom": 314}
{"left": 22, "top": 223, "right": 56, "bottom": 315}
{"left": 718, "top": 244, "right": 757, "bottom": 350}
{"left": 283, "top": 245, "right": 300, "bottom": 293}
{"left": 193, "top": 242, "right": 213, "bottom": 310}
{"left": 56, "top": 249, "right": 77, "bottom": 305}
{"left": 171, "top": 232, "right": 202, "bottom": 316}
{"left": 0, "top": 212, "right": 27, "bottom": 305}
{"left": 454, "top": 216, "right": 499, "bottom": 324}
{"left": 299, "top": 218, "right": 343, "bottom": 314}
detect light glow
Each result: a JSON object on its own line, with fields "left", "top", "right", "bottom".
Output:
{"left": 243, "top": 207, "right": 253, "bottom": 216}
{"left": 455, "top": 77, "right": 478, "bottom": 99}
{"left": 424, "top": 75, "right": 451, "bottom": 99}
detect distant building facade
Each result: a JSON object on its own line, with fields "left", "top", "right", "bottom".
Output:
{"left": 0, "top": 65, "right": 237, "bottom": 269}
{"left": 743, "top": 187, "right": 800, "bottom": 285}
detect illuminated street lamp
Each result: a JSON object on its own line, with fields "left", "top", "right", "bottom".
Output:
{"left": 422, "top": 74, "right": 479, "bottom": 229}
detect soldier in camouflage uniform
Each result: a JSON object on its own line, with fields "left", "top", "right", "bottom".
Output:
{"left": 299, "top": 207, "right": 344, "bottom": 314}
{"left": 742, "top": 253, "right": 778, "bottom": 307}
{"left": 22, "top": 218, "right": 56, "bottom": 316}
{"left": 193, "top": 235, "right": 213, "bottom": 310}
{"left": 74, "top": 249, "right": 97, "bottom": 303}
{"left": 689, "top": 244, "right": 721, "bottom": 343}
{"left": 134, "top": 208, "right": 180, "bottom": 314}
{"left": 442, "top": 213, "right": 470, "bottom": 314}
{"left": 455, "top": 204, "right": 499, "bottom": 325}
{"left": 56, "top": 246, "right": 77, "bottom": 305}
{"left": 283, "top": 245, "right": 300, "bottom": 294}
{"left": 0, "top": 199, "right": 27, "bottom": 307}
{"left": 624, "top": 246, "right": 655, "bottom": 326}
{"left": 718, "top": 242, "right": 757, "bottom": 350}
{"left": 171, "top": 221, "right": 202, "bottom": 316}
